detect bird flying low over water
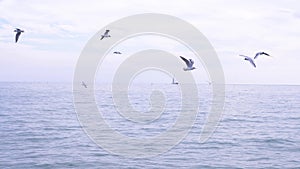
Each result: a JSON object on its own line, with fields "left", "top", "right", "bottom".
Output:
{"left": 254, "top": 52, "right": 271, "bottom": 59}
{"left": 14, "top": 28, "right": 24, "bottom": 43}
{"left": 113, "top": 51, "right": 122, "bottom": 54}
{"left": 180, "top": 56, "right": 196, "bottom": 71}
{"left": 239, "top": 55, "right": 256, "bottom": 68}
{"left": 100, "top": 30, "right": 111, "bottom": 40}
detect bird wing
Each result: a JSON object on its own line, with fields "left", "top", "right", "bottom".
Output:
{"left": 254, "top": 53, "right": 261, "bottom": 59}
{"left": 15, "top": 32, "right": 21, "bottom": 43}
{"left": 180, "top": 56, "right": 190, "bottom": 67}
{"left": 240, "top": 55, "right": 256, "bottom": 67}
{"left": 262, "top": 52, "right": 270, "bottom": 56}
{"left": 104, "top": 30, "right": 110, "bottom": 35}
{"left": 100, "top": 35, "right": 105, "bottom": 40}
{"left": 189, "top": 59, "right": 194, "bottom": 67}
{"left": 248, "top": 58, "right": 256, "bottom": 68}
{"left": 254, "top": 52, "right": 271, "bottom": 59}
{"left": 239, "top": 54, "right": 251, "bottom": 60}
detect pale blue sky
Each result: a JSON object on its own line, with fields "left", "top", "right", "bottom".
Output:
{"left": 0, "top": 0, "right": 300, "bottom": 84}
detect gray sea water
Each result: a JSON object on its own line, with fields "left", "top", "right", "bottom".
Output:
{"left": 0, "top": 82, "right": 300, "bottom": 168}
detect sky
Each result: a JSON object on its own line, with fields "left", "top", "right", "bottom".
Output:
{"left": 0, "top": 0, "right": 300, "bottom": 84}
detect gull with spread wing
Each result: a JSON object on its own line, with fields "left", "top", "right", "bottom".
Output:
{"left": 180, "top": 56, "right": 196, "bottom": 71}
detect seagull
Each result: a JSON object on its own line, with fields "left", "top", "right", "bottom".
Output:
{"left": 100, "top": 30, "right": 110, "bottom": 40}
{"left": 81, "top": 81, "right": 87, "bottom": 88}
{"left": 254, "top": 52, "right": 271, "bottom": 59}
{"left": 239, "top": 55, "right": 256, "bottom": 68}
{"left": 180, "top": 56, "right": 196, "bottom": 71}
{"left": 14, "top": 28, "right": 24, "bottom": 43}
{"left": 113, "top": 51, "right": 122, "bottom": 54}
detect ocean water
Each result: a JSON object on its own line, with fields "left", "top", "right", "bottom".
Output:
{"left": 0, "top": 82, "right": 300, "bottom": 168}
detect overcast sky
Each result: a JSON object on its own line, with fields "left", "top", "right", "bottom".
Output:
{"left": 0, "top": 0, "right": 300, "bottom": 84}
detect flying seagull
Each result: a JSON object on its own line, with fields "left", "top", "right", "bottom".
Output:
{"left": 180, "top": 56, "right": 196, "bottom": 71}
{"left": 100, "top": 30, "right": 110, "bottom": 40}
{"left": 81, "top": 81, "right": 87, "bottom": 88}
{"left": 113, "top": 51, "right": 122, "bottom": 54}
{"left": 14, "top": 28, "right": 24, "bottom": 43}
{"left": 254, "top": 52, "right": 271, "bottom": 59}
{"left": 239, "top": 55, "right": 256, "bottom": 68}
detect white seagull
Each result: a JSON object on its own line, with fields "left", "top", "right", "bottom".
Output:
{"left": 239, "top": 55, "right": 256, "bottom": 68}
{"left": 180, "top": 56, "right": 196, "bottom": 71}
{"left": 14, "top": 28, "right": 24, "bottom": 43}
{"left": 100, "top": 30, "right": 111, "bottom": 40}
{"left": 81, "top": 81, "right": 87, "bottom": 88}
{"left": 254, "top": 52, "right": 271, "bottom": 59}
{"left": 113, "top": 51, "right": 122, "bottom": 54}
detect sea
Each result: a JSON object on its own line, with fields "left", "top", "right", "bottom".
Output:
{"left": 0, "top": 82, "right": 299, "bottom": 168}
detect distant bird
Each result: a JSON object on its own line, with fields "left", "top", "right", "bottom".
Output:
{"left": 113, "top": 51, "right": 122, "bottom": 54}
{"left": 254, "top": 52, "right": 271, "bottom": 59}
{"left": 239, "top": 55, "right": 256, "bottom": 68}
{"left": 81, "top": 81, "right": 87, "bottom": 88}
{"left": 100, "top": 30, "right": 110, "bottom": 40}
{"left": 206, "top": 80, "right": 212, "bottom": 85}
{"left": 172, "top": 77, "right": 179, "bottom": 85}
{"left": 180, "top": 56, "right": 196, "bottom": 71}
{"left": 14, "top": 28, "right": 24, "bottom": 43}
